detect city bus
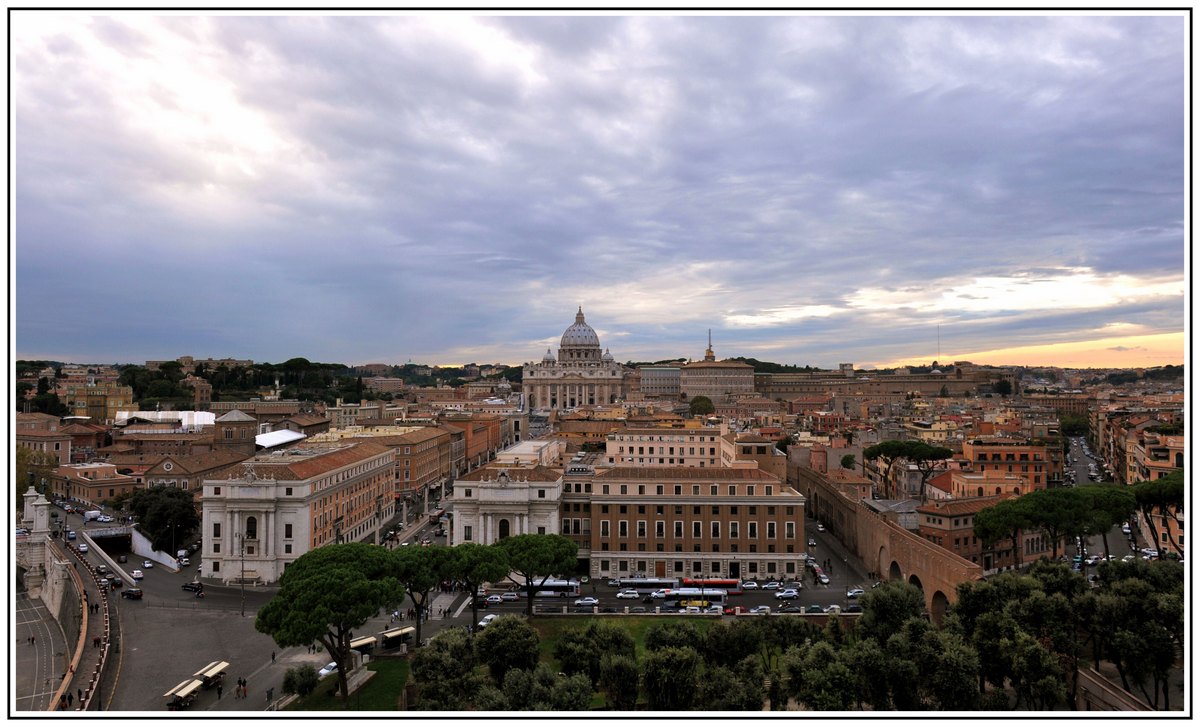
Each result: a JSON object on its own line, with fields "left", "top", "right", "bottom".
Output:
{"left": 349, "top": 635, "right": 377, "bottom": 654}
{"left": 617, "top": 577, "right": 679, "bottom": 593}
{"left": 193, "top": 661, "right": 229, "bottom": 689}
{"left": 379, "top": 626, "right": 415, "bottom": 649}
{"left": 532, "top": 578, "right": 581, "bottom": 598}
{"left": 164, "top": 679, "right": 203, "bottom": 710}
{"left": 681, "top": 577, "right": 743, "bottom": 595}
{"left": 668, "top": 587, "right": 728, "bottom": 606}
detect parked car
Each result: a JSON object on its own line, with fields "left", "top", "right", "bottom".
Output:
{"left": 845, "top": 604, "right": 863, "bottom": 613}
{"left": 774, "top": 589, "right": 800, "bottom": 600}
{"left": 121, "top": 587, "right": 143, "bottom": 600}
{"left": 846, "top": 587, "right": 865, "bottom": 599}
{"left": 679, "top": 606, "right": 701, "bottom": 614}
{"left": 477, "top": 614, "right": 498, "bottom": 630}
{"left": 762, "top": 581, "right": 781, "bottom": 590}
{"left": 805, "top": 604, "right": 824, "bottom": 613}
{"left": 824, "top": 604, "right": 842, "bottom": 615}
{"left": 500, "top": 591, "right": 519, "bottom": 601}
{"left": 748, "top": 605, "right": 772, "bottom": 614}
{"left": 631, "top": 606, "right": 648, "bottom": 613}
{"left": 78, "top": 543, "right": 89, "bottom": 553}
{"left": 182, "top": 582, "right": 204, "bottom": 592}
{"left": 131, "top": 569, "right": 144, "bottom": 580}
{"left": 616, "top": 589, "right": 640, "bottom": 599}
{"left": 318, "top": 662, "right": 338, "bottom": 678}
{"left": 741, "top": 581, "right": 759, "bottom": 590}
{"left": 574, "top": 596, "right": 599, "bottom": 607}
{"left": 485, "top": 594, "right": 503, "bottom": 605}
{"left": 779, "top": 605, "right": 804, "bottom": 613}
{"left": 1084, "top": 555, "right": 1102, "bottom": 566}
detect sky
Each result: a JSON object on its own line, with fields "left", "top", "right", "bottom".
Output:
{"left": 11, "top": 11, "right": 1188, "bottom": 371}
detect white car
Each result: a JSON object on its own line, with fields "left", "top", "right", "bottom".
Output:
{"left": 846, "top": 587, "right": 865, "bottom": 599}
{"left": 500, "top": 591, "right": 519, "bottom": 601}
{"left": 748, "top": 605, "right": 771, "bottom": 614}
{"left": 762, "top": 581, "right": 782, "bottom": 590}
{"left": 741, "top": 581, "right": 759, "bottom": 590}
{"left": 131, "top": 569, "right": 144, "bottom": 580}
{"left": 574, "top": 596, "right": 599, "bottom": 607}
{"left": 649, "top": 589, "right": 669, "bottom": 599}
{"left": 485, "top": 594, "right": 503, "bottom": 605}
{"left": 616, "top": 589, "right": 640, "bottom": 599}
{"left": 318, "top": 662, "right": 337, "bottom": 678}
{"left": 817, "top": 574, "right": 830, "bottom": 585}
{"left": 143, "top": 560, "right": 153, "bottom": 569}
{"left": 816, "top": 523, "right": 825, "bottom": 532}
{"left": 774, "top": 588, "right": 800, "bottom": 600}
{"left": 477, "top": 614, "right": 498, "bottom": 630}
{"left": 824, "top": 604, "right": 842, "bottom": 615}
{"left": 78, "top": 543, "right": 89, "bottom": 553}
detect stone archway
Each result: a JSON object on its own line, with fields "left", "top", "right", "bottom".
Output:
{"left": 498, "top": 519, "right": 511, "bottom": 539}
{"left": 930, "top": 590, "right": 950, "bottom": 625}
{"left": 908, "top": 573, "right": 923, "bottom": 593}
{"left": 889, "top": 560, "right": 903, "bottom": 582}
{"left": 877, "top": 545, "right": 891, "bottom": 580}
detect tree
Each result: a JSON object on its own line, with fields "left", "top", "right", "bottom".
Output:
{"left": 501, "top": 664, "right": 592, "bottom": 711}
{"left": 16, "top": 446, "right": 58, "bottom": 499}
{"left": 1077, "top": 484, "right": 1136, "bottom": 558}
{"left": 644, "top": 620, "right": 703, "bottom": 652}
{"left": 391, "top": 544, "right": 456, "bottom": 645}
{"left": 993, "top": 379, "right": 1012, "bottom": 397}
{"left": 495, "top": 534, "right": 578, "bottom": 616}
{"left": 1132, "top": 471, "right": 1185, "bottom": 558}
{"left": 688, "top": 395, "right": 715, "bottom": 417}
{"left": 599, "top": 653, "right": 639, "bottom": 710}
{"left": 699, "top": 657, "right": 765, "bottom": 710}
{"left": 862, "top": 440, "right": 911, "bottom": 497}
{"left": 127, "top": 486, "right": 201, "bottom": 553}
{"left": 474, "top": 615, "right": 540, "bottom": 684}
{"left": 974, "top": 496, "right": 1036, "bottom": 569}
{"left": 905, "top": 441, "right": 953, "bottom": 503}
{"left": 642, "top": 646, "right": 700, "bottom": 710}
{"left": 553, "top": 621, "right": 635, "bottom": 688}
{"left": 840, "top": 454, "right": 856, "bottom": 471}
{"left": 855, "top": 581, "right": 925, "bottom": 644}
{"left": 281, "top": 664, "right": 319, "bottom": 697}
{"left": 255, "top": 543, "right": 402, "bottom": 705}
{"left": 449, "top": 542, "right": 510, "bottom": 630}
{"left": 411, "top": 627, "right": 487, "bottom": 710}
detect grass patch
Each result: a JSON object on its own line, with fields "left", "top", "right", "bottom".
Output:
{"left": 284, "top": 658, "right": 409, "bottom": 711}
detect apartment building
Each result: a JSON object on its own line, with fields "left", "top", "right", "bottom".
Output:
{"left": 200, "top": 441, "right": 394, "bottom": 585}
{"left": 49, "top": 463, "right": 139, "bottom": 506}
{"left": 63, "top": 383, "right": 135, "bottom": 424}
{"left": 961, "top": 436, "right": 1053, "bottom": 489}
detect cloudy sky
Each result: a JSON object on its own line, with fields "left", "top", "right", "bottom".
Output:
{"left": 12, "top": 12, "right": 1186, "bottom": 370}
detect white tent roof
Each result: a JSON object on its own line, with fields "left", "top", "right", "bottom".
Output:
{"left": 255, "top": 429, "right": 307, "bottom": 449}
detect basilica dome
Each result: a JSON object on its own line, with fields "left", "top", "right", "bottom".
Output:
{"left": 560, "top": 307, "right": 601, "bottom": 348}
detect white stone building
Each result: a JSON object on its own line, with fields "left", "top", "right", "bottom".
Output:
{"left": 449, "top": 465, "right": 563, "bottom": 544}
{"left": 523, "top": 308, "right": 631, "bottom": 412}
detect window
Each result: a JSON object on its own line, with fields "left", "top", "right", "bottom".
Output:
{"left": 711, "top": 521, "right": 721, "bottom": 538}
{"left": 285, "top": 524, "right": 293, "bottom": 538}
{"left": 693, "top": 486, "right": 700, "bottom": 495}
{"left": 245, "top": 517, "right": 258, "bottom": 539}
{"left": 637, "top": 521, "right": 647, "bottom": 538}
{"left": 213, "top": 543, "right": 221, "bottom": 553}
{"left": 213, "top": 523, "right": 221, "bottom": 538}
{"left": 674, "top": 485, "right": 682, "bottom": 495}
{"left": 729, "top": 521, "right": 739, "bottom": 538}
{"left": 729, "top": 485, "right": 736, "bottom": 495}
{"left": 710, "top": 485, "right": 718, "bottom": 495}
{"left": 214, "top": 487, "right": 221, "bottom": 495}
{"left": 693, "top": 522, "right": 701, "bottom": 538}
{"left": 747, "top": 485, "right": 755, "bottom": 496}
{"left": 464, "top": 526, "right": 473, "bottom": 541}
{"left": 785, "top": 522, "right": 794, "bottom": 538}
{"left": 619, "top": 521, "right": 628, "bottom": 537}
{"left": 711, "top": 505, "right": 720, "bottom": 515}
{"left": 767, "top": 522, "right": 776, "bottom": 539}
{"left": 284, "top": 544, "right": 292, "bottom": 554}
{"left": 620, "top": 485, "right": 628, "bottom": 495}
{"left": 749, "top": 522, "right": 758, "bottom": 538}
{"left": 656, "top": 485, "right": 664, "bottom": 495}
{"left": 285, "top": 487, "right": 293, "bottom": 496}
{"left": 601, "top": 521, "right": 610, "bottom": 537}
{"left": 674, "top": 521, "right": 683, "bottom": 538}
{"left": 538, "top": 489, "right": 545, "bottom": 498}
{"left": 656, "top": 521, "right": 665, "bottom": 538}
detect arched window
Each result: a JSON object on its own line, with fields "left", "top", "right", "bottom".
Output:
{"left": 498, "top": 519, "right": 510, "bottom": 539}
{"left": 246, "top": 516, "right": 258, "bottom": 539}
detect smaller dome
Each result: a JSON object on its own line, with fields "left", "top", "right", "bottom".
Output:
{"left": 602, "top": 348, "right": 614, "bottom": 362}
{"left": 542, "top": 348, "right": 556, "bottom": 363}
{"left": 931, "top": 369, "right": 943, "bottom": 375}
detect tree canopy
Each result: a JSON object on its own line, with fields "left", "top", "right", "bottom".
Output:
{"left": 127, "top": 486, "right": 201, "bottom": 553}
{"left": 255, "top": 542, "right": 402, "bottom": 704}
{"left": 688, "top": 395, "right": 715, "bottom": 417}
{"left": 495, "top": 533, "right": 579, "bottom": 615}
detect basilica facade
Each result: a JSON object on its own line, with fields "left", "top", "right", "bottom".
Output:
{"left": 523, "top": 308, "right": 631, "bottom": 412}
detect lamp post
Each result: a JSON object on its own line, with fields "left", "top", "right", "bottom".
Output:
{"left": 238, "top": 532, "right": 246, "bottom": 617}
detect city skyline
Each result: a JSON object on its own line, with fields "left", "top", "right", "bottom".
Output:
{"left": 13, "top": 12, "right": 1186, "bottom": 370}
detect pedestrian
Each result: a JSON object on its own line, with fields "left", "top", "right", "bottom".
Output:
{"left": 216, "top": 684, "right": 222, "bottom": 700}
{"left": 30, "top": 635, "right": 35, "bottom": 646}
{"left": 67, "top": 692, "right": 73, "bottom": 707}
{"left": 266, "top": 687, "right": 273, "bottom": 703}
{"left": 77, "top": 689, "right": 82, "bottom": 703}
{"left": 271, "top": 651, "right": 275, "bottom": 663}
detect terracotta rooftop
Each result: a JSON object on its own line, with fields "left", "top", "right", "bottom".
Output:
{"left": 603, "top": 467, "right": 780, "bottom": 481}
{"left": 917, "top": 495, "right": 1014, "bottom": 516}
{"left": 235, "top": 441, "right": 393, "bottom": 481}
{"left": 457, "top": 464, "right": 563, "bottom": 483}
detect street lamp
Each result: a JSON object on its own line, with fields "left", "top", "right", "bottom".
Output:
{"left": 237, "top": 532, "right": 246, "bottom": 617}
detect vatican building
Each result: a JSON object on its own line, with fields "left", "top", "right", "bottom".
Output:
{"left": 523, "top": 307, "right": 631, "bottom": 412}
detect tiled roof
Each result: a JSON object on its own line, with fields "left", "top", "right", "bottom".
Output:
{"left": 917, "top": 495, "right": 1013, "bottom": 516}
{"left": 215, "top": 410, "right": 257, "bottom": 422}
{"left": 239, "top": 442, "right": 393, "bottom": 481}
{"left": 148, "top": 450, "right": 252, "bottom": 475}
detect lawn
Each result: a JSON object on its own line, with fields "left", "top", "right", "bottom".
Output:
{"left": 284, "top": 658, "right": 409, "bottom": 711}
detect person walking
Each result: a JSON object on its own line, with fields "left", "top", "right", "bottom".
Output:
{"left": 271, "top": 651, "right": 275, "bottom": 664}
{"left": 216, "top": 684, "right": 222, "bottom": 700}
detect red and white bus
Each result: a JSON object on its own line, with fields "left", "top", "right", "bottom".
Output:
{"left": 681, "top": 577, "right": 744, "bottom": 596}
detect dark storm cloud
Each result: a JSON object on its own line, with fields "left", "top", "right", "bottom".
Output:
{"left": 13, "top": 13, "right": 1184, "bottom": 367}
